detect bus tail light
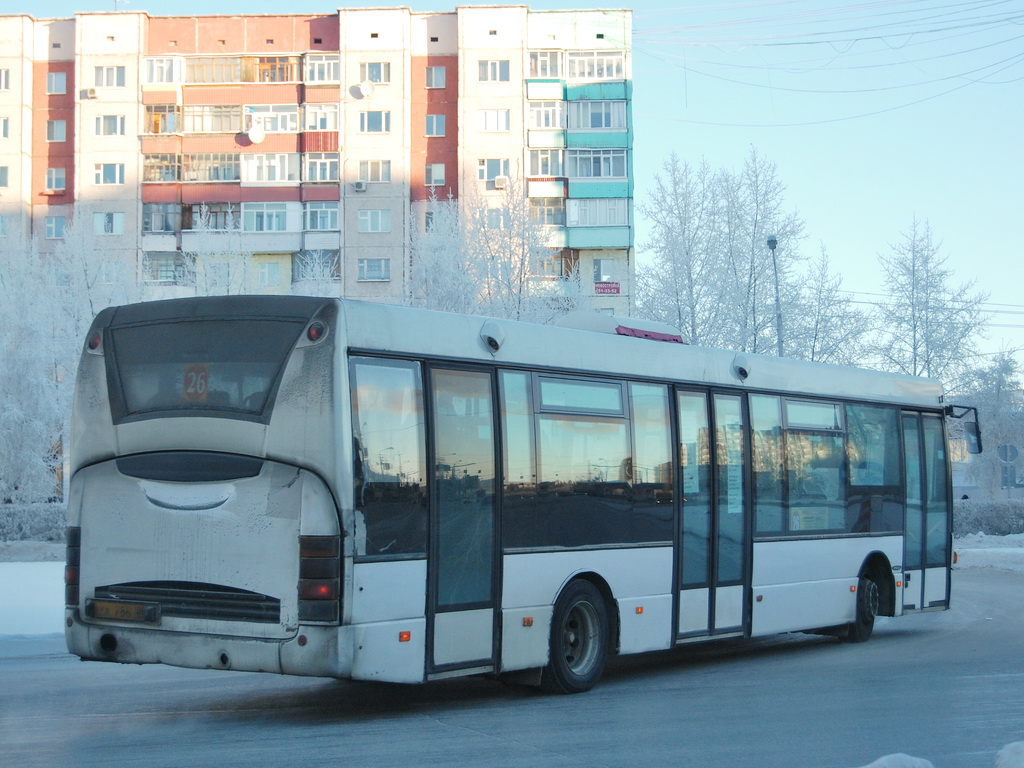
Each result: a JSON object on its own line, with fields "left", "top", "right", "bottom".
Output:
{"left": 298, "top": 535, "right": 340, "bottom": 623}
{"left": 65, "top": 527, "right": 81, "bottom": 607}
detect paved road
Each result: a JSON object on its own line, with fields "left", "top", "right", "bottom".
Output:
{"left": 1, "top": 569, "right": 1021, "bottom": 768}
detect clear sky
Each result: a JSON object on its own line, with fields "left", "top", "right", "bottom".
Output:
{"left": 21, "top": 0, "right": 1024, "bottom": 358}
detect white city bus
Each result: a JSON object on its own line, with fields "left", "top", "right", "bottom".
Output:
{"left": 65, "top": 296, "right": 980, "bottom": 693}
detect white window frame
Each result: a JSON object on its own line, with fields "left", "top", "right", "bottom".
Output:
{"left": 305, "top": 152, "right": 339, "bottom": 182}
{"left": 258, "top": 261, "right": 280, "bottom": 286}
{"left": 304, "top": 103, "right": 339, "bottom": 131}
{"left": 358, "top": 159, "right": 392, "bottom": 183}
{"left": 567, "top": 197, "right": 629, "bottom": 227}
{"left": 47, "top": 72, "right": 67, "bottom": 95}
{"left": 357, "top": 209, "right": 392, "bottom": 234}
{"left": 567, "top": 51, "right": 625, "bottom": 81}
{"left": 46, "top": 120, "right": 66, "bottom": 142}
{"left": 359, "top": 111, "right": 391, "bottom": 133}
{"left": 530, "top": 197, "right": 566, "bottom": 227}
{"left": 529, "top": 51, "right": 561, "bottom": 78}
{"left": 242, "top": 153, "right": 300, "bottom": 183}
{"left": 0, "top": 166, "right": 8, "bottom": 187}
{"left": 93, "top": 212, "right": 126, "bottom": 236}
{"left": 95, "top": 115, "right": 126, "bottom": 136}
{"left": 478, "top": 109, "right": 510, "bottom": 132}
{"left": 529, "top": 101, "right": 563, "bottom": 130}
{"left": 357, "top": 257, "right": 391, "bottom": 282}
{"left": 425, "top": 114, "right": 445, "bottom": 137}
{"left": 425, "top": 163, "right": 445, "bottom": 187}
{"left": 0, "top": 70, "right": 9, "bottom": 90}
{"left": 477, "top": 158, "right": 510, "bottom": 181}
{"left": 242, "top": 202, "right": 289, "bottom": 232}
{"left": 530, "top": 149, "right": 563, "bottom": 177}
{"left": 0, "top": 117, "right": 7, "bottom": 139}
{"left": 245, "top": 105, "right": 299, "bottom": 133}
{"left": 359, "top": 62, "right": 391, "bottom": 84}
{"left": 303, "top": 201, "right": 339, "bottom": 231}
{"left": 479, "top": 60, "right": 510, "bottom": 82}
{"left": 94, "top": 66, "right": 126, "bottom": 88}
{"left": 425, "top": 66, "right": 446, "bottom": 88}
{"left": 593, "top": 257, "right": 615, "bottom": 283}
{"left": 46, "top": 167, "right": 66, "bottom": 191}
{"left": 144, "top": 58, "right": 183, "bottom": 84}
{"left": 45, "top": 215, "right": 65, "bottom": 238}
{"left": 183, "top": 105, "right": 240, "bottom": 133}
{"left": 305, "top": 54, "right": 340, "bottom": 83}
{"left": 94, "top": 163, "right": 125, "bottom": 185}
{"left": 565, "top": 149, "right": 627, "bottom": 180}
{"left": 568, "top": 100, "right": 627, "bottom": 130}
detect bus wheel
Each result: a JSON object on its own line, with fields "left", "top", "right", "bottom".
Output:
{"left": 847, "top": 575, "right": 880, "bottom": 643}
{"left": 541, "top": 579, "right": 609, "bottom": 694}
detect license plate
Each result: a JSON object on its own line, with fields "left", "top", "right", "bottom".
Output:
{"left": 86, "top": 599, "right": 160, "bottom": 624}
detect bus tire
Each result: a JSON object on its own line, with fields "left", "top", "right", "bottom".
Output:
{"left": 847, "top": 575, "right": 880, "bottom": 643}
{"left": 540, "top": 579, "right": 609, "bottom": 694}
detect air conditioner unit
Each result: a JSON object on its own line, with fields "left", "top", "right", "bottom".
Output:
{"left": 86, "top": 88, "right": 97, "bottom": 99}
{"left": 353, "top": 180, "right": 367, "bottom": 192}
{"left": 493, "top": 175, "right": 509, "bottom": 190}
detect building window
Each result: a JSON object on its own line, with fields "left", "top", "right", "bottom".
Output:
{"left": 537, "top": 249, "right": 578, "bottom": 278}
{"left": 529, "top": 101, "right": 563, "bottom": 130}
{"left": 358, "top": 159, "right": 391, "bottom": 183}
{"left": 567, "top": 51, "right": 625, "bottom": 80}
{"left": 359, "top": 62, "right": 391, "bottom": 83}
{"left": 529, "top": 51, "right": 561, "bottom": 78}
{"left": 531, "top": 197, "right": 566, "bottom": 226}
{"left": 45, "top": 167, "right": 66, "bottom": 191}
{"left": 245, "top": 105, "right": 299, "bottom": 133}
{"left": 0, "top": 70, "right": 9, "bottom": 90}
{"left": 567, "top": 198, "right": 629, "bottom": 227}
{"left": 46, "top": 72, "right": 67, "bottom": 94}
{"left": 304, "top": 201, "right": 339, "bottom": 231}
{"left": 185, "top": 57, "right": 242, "bottom": 84}
{"left": 593, "top": 258, "right": 614, "bottom": 282}
{"left": 359, "top": 111, "right": 391, "bottom": 133}
{"left": 358, "top": 209, "right": 392, "bottom": 233}
{"left": 478, "top": 109, "right": 510, "bottom": 132}
{"left": 0, "top": 117, "right": 7, "bottom": 138}
{"left": 46, "top": 120, "right": 66, "bottom": 142}
{"left": 145, "top": 58, "right": 182, "bottom": 84}
{"left": 144, "top": 253, "right": 188, "bottom": 284}
{"left": 94, "top": 66, "right": 126, "bottom": 88}
{"left": 530, "top": 149, "right": 563, "bottom": 177}
{"left": 479, "top": 60, "right": 510, "bottom": 82}
{"left": 95, "top": 115, "right": 126, "bottom": 136}
{"left": 293, "top": 250, "right": 340, "bottom": 281}
{"left": 304, "top": 103, "right": 338, "bottom": 131}
{"left": 425, "top": 66, "right": 445, "bottom": 88}
{"left": 145, "top": 105, "right": 180, "bottom": 134}
{"left": 94, "top": 163, "right": 125, "bottom": 185}
{"left": 305, "top": 54, "right": 340, "bottom": 82}
{"left": 258, "top": 262, "right": 280, "bottom": 286}
{"left": 478, "top": 158, "right": 509, "bottom": 182}
{"left": 183, "top": 105, "right": 240, "bottom": 133}
{"left": 143, "top": 155, "right": 179, "bottom": 182}
{"left": 185, "top": 202, "right": 239, "bottom": 231}
{"left": 45, "top": 216, "right": 65, "bottom": 238}
{"left": 568, "top": 100, "right": 627, "bottom": 130}
{"left": 358, "top": 258, "right": 390, "bottom": 281}
{"left": 93, "top": 212, "right": 125, "bottom": 235}
{"left": 257, "top": 56, "right": 299, "bottom": 83}
{"left": 0, "top": 166, "right": 9, "bottom": 187}
{"left": 242, "top": 202, "right": 288, "bottom": 232}
{"left": 183, "top": 153, "right": 240, "bottom": 182}
{"left": 425, "top": 114, "right": 445, "bottom": 137}
{"left": 482, "top": 208, "right": 506, "bottom": 230}
{"left": 425, "top": 163, "right": 445, "bottom": 187}
{"left": 143, "top": 203, "right": 181, "bottom": 233}
{"left": 242, "top": 153, "right": 300, "bottom": 183}
{"left": 305, "top": 152, "right": 339, "bottom": 182}
{"left": 565, "top": 149, "right": 627, "bottom": 179}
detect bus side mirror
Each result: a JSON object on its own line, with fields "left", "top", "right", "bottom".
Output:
{"left": 963, "top": 421, "right": 983, "bottom": 455}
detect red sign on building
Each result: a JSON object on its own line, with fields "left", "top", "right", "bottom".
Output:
{"left": 595, "top": 282, "right": 620, "bottom": 295}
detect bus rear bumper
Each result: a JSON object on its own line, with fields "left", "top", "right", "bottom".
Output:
{"left": 65, "top": 610, "right": 353, "bottom": 679}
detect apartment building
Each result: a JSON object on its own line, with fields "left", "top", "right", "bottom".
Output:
{"left": 0, "top": 6, "right": 634, "bottom": 312}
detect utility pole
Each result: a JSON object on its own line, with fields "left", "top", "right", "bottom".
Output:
{"left": 767, "top": 235, "right": 783, "bottom": 357}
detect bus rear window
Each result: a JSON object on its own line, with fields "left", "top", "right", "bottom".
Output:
{"left": 108, "top": 319, "right": 305, "bottom": 422}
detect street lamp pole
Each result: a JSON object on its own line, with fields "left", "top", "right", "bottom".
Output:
{"left": 767, "top": 235, "right": 783, "bottom": 357}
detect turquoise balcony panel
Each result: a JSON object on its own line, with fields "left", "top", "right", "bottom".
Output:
{"left": 567, "top": 226, "right": 632, "bottom": 249}
{"left": 565, "top": 81, "right": 629, "bottom": 101}
{"left": 568, "top": 180, "right": 630, "bottom": 198}
{"left": 566, "top": 132, "right": 629, "bottom": 149}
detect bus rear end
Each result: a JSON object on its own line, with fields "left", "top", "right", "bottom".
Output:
{"left": 65, "top": 296, "right": 350, "bottom": 678}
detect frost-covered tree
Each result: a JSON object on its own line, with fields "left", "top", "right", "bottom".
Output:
{"left": 870, "top": 217, "right": 988, "bottom": 388}
{"left": 292, "top": 249, "right": 342, "bottom": 297}
{"left": 636, "top": 148, "right": 804, "bottom": 354}
{"left": 787, "top": 248, "right": 869, "bottom": 365}
{"left": 179, "top": 204, "right": 254, "bottom": 296}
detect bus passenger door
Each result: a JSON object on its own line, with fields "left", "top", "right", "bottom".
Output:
{"left": 427, "top": 367, "right": 499, "bottom": 674}
{"left": 902, "top": 412, "right": 952, "bottom": 612}
{"left": 676, "top": 390, "right": 749, "bottom": 639}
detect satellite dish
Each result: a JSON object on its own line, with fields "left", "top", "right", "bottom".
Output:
{"left": 356, "top": 81, "right": 375, "bottom": 98}
{"left": 247, "top": 122, "right": 265, "bottom": 144}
